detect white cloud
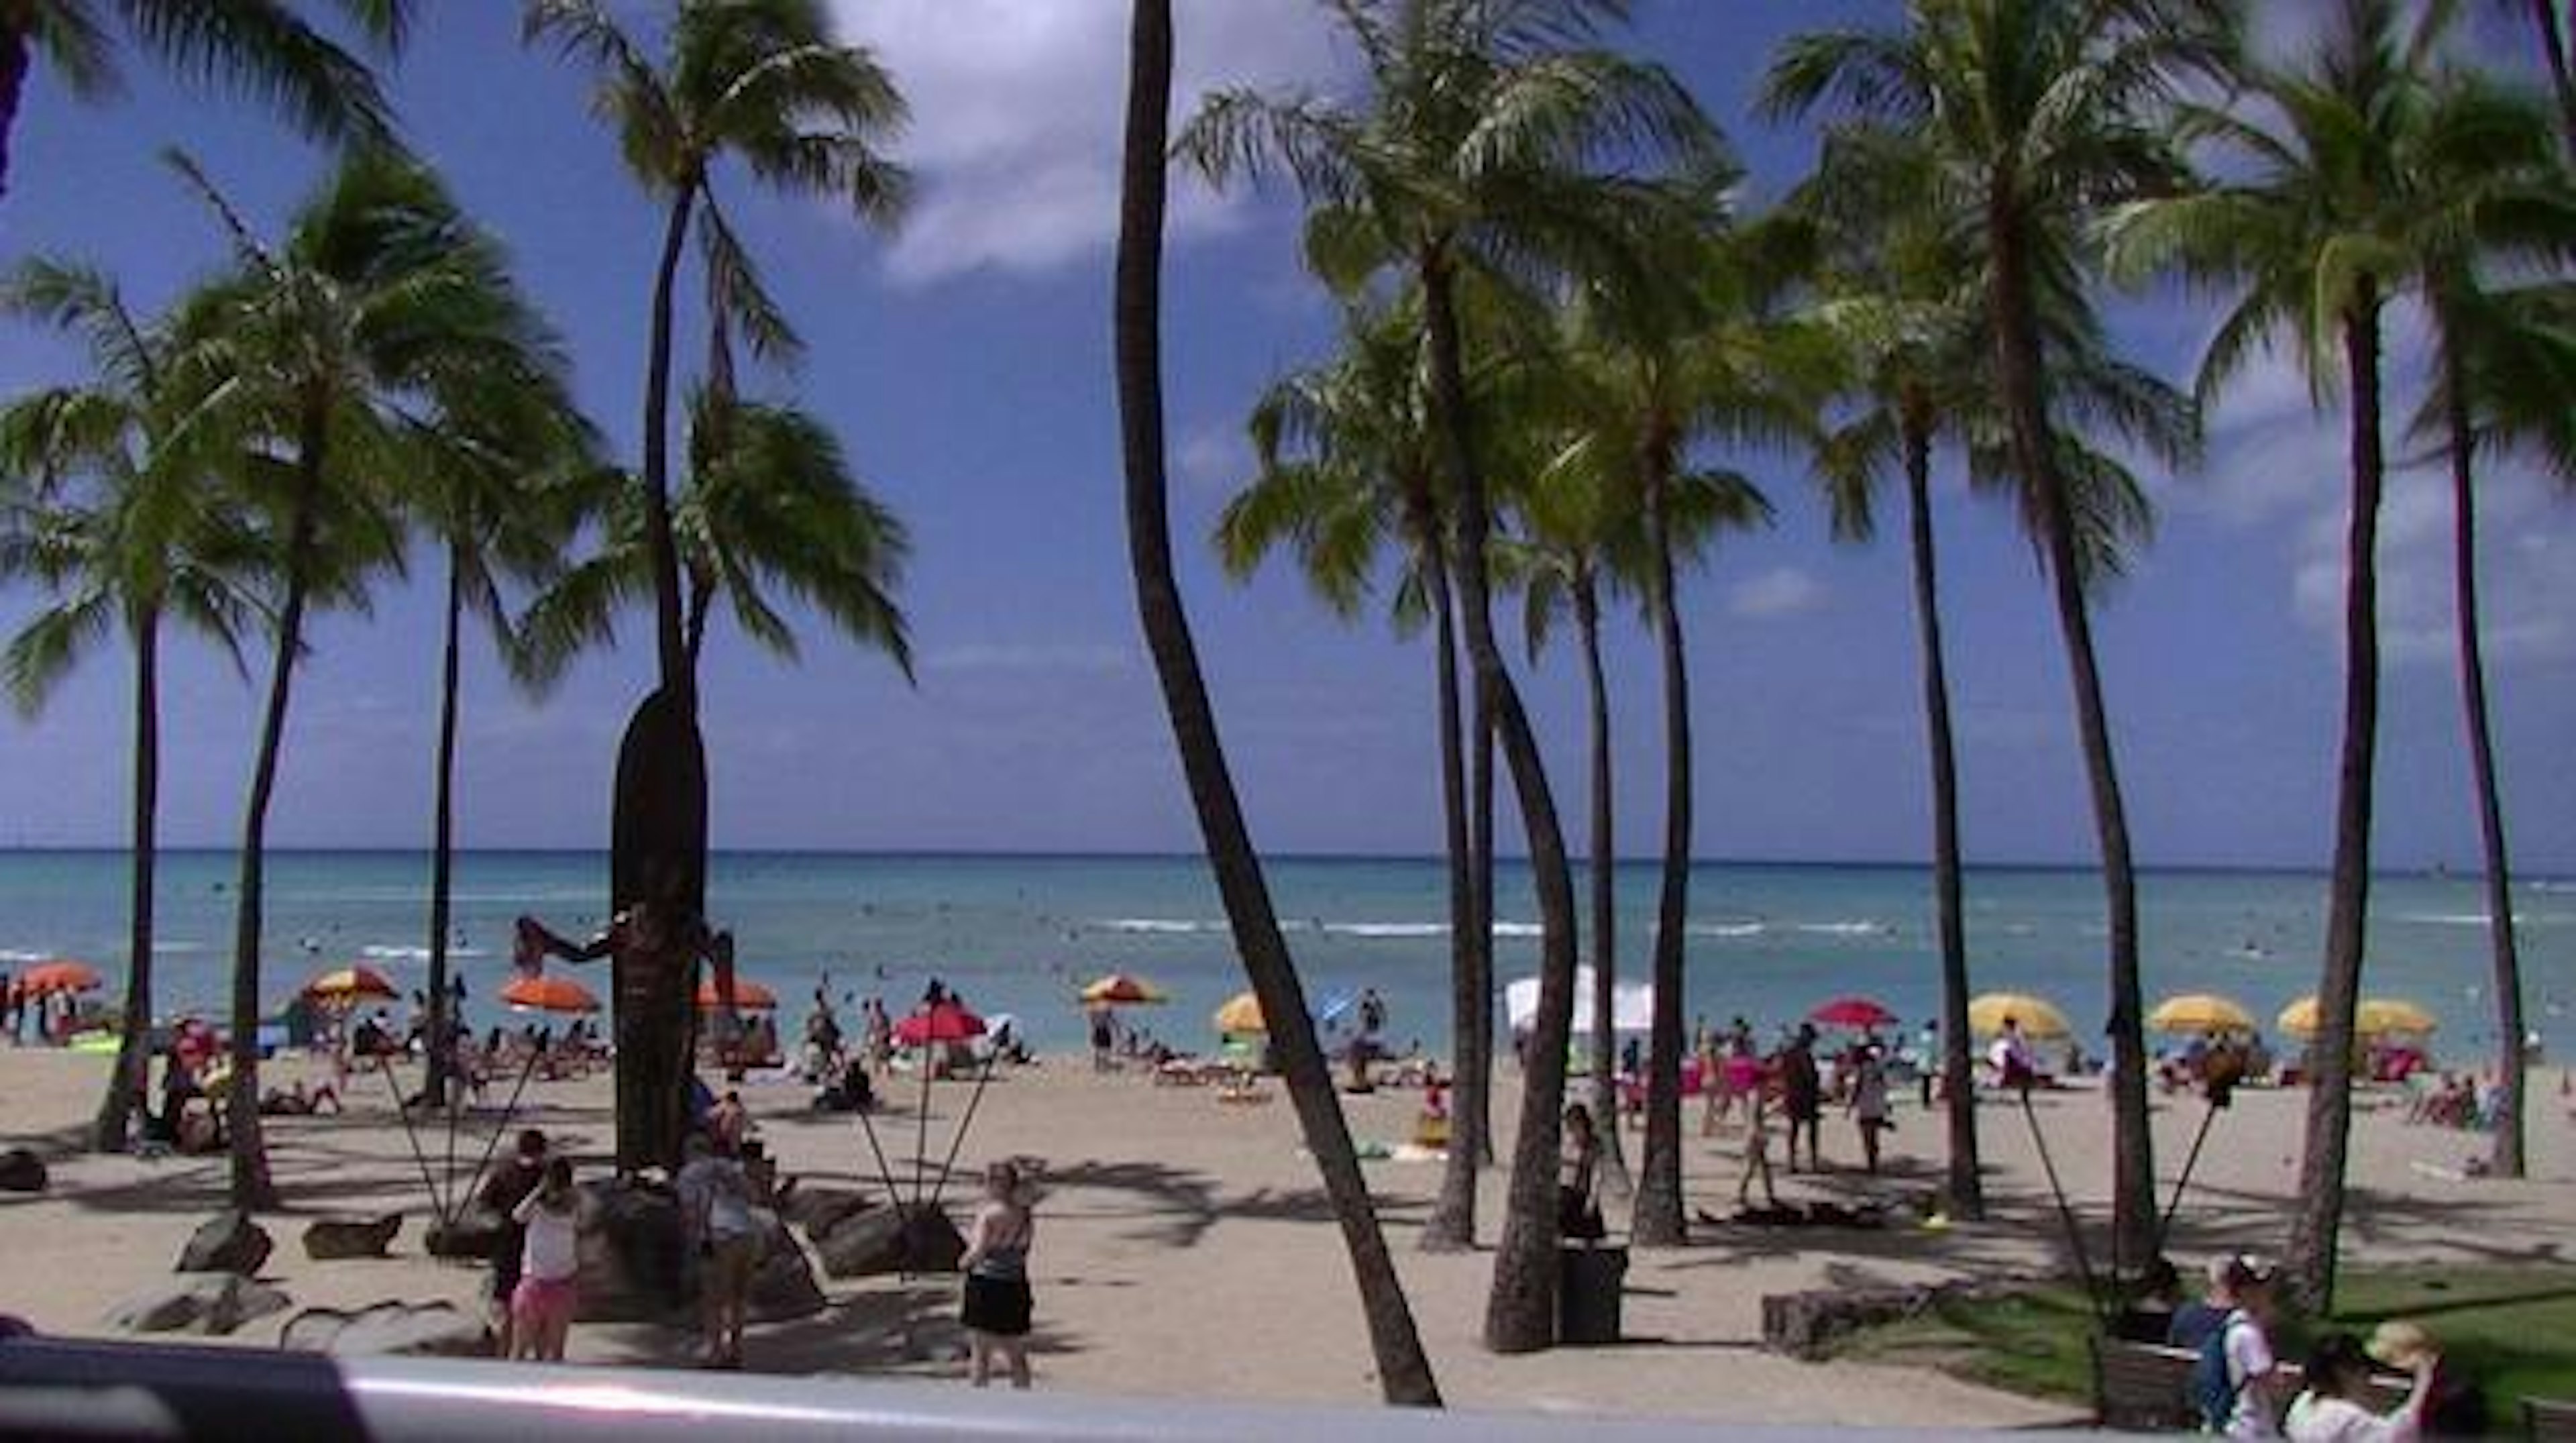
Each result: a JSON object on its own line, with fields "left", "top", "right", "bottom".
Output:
{"left": 2290, "top": 454, "right": 2576, "bottom": 667}
{"left": 829, "top": 1, "right": 1346, "bottom": 286}
{"left": 1727, "top": 566, "right": 1826, "bottom": 621}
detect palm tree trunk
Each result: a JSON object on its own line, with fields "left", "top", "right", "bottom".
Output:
{"left": 0, "top": 20, "right": 26, "bottom": 203}
{"left": 2526, "top": 0, "right": 2576, "bottom": 160}
{"left": 1631, "top": 453, "right": 1691, "bottom": 1248}
{"left": 2444, "top": 340, "right": 2524, "bottom": 1180}
{"left": 423, "top": 548, "right": 464, "bottom": 1108}
{"left": 1989, "top": 207, "right": 2151, "bottom": 1279}
{"left": 1115, "top": 0, "right": 1440, "bottom": 1404}
{"left": 642, "top": 186, "right": 699, "bottom": 699}
{"left": 1903, "top": 400, "right": 1982, "bottom": 1218}
{"left": 227, "top": 398, "right": 331, "bottom": 1212}
{"left": 1416, "top": 248, "right": 1583, "bottom": 1356}
{"left": 1469, "top": 682, "right": 1496, "bottom": 1165}
{"left": 2287, "top": 295, "right": 2387, "bottom": 1312}
{"left": 93, "top": 603, "right": 160, "bottom": 1152}
{"left": 1574, "top": 577, "right": 1627, "bottom": 1189}
{"left": 1422, "top": 520, "right": 1484, "bottom": 1250}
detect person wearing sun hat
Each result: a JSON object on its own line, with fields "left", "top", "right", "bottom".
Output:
{"left": 2286, "top": 1331, "right": 2435, "bottom": 1442}
{"left": 2365, "top": 1322, "right": 2485, "bottom": 1438}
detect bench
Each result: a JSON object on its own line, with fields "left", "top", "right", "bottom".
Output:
{"left": 2527, "top": 1397, "right": 2576, "bottom": 1441}
{"left": 2089, "top": 1336, "right": 2410, "bottom": 1432}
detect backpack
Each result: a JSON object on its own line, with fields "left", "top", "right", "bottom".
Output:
{"left": 2189, "top": 1312, "right": 2246, "bottom": 1431}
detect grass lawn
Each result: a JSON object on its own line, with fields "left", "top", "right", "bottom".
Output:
{"left": 1830, "top": 1266, "right": 2576, "bottom": 1420}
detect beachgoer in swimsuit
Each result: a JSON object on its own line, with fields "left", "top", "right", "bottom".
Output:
{"left": 961, "top": 1160, "right": 1037, "bottom": 1389}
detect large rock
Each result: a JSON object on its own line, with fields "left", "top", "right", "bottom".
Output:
{"left": 813, "top": 1204, "right": 964, "bottom": 1281}
{"left": 748, "top": 1222, "right": 826, "bottom": 1322}
{"left": 576, "top": 1177, "right": 688, "bottom": 1324}
{"left": 0, "top": 1148, "right": 46, "bottom": 1193}
{"left": 779, "top": 1183, "right": 872, "bottom": 1239}
{"left": 107, "top": 1275, "right": 290, "bottom": 1336}
{"left": 303, "top": 1214, "right": 402, "bottom": 1262}
{"left": 280, "top": 1301, "right": 490, "bottom": 1358}
{"left": 423, "top": 1204, "right": 507, "bottom": 1261}
{"left": 177, "top": 1211, "right": 272, "bottom": 1275}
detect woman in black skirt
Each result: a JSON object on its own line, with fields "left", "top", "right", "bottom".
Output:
{"left": 959, "top": 1160, "right": 1036, "bottom": 1388}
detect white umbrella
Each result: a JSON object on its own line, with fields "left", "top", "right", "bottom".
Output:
{"left": 1506, "top": 967, "right": 1654, "bottom": 1034}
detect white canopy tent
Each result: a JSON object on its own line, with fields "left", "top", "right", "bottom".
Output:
{"left": 1505, "top": 967, "right": 1655, "bottom": 1035}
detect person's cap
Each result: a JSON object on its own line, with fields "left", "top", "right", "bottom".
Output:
{"left": 2212, "top": 1253, "right": 2275, "bottom": 1291}
{"left": 2366, "top": 1321, "right": 2436, "bottom": 1369}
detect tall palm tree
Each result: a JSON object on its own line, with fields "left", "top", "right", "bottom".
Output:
{"left": 1766, "top": 0, "right": 2235, "bottom": 1282}
{"left": 1180, "top": 0, "right": 1721, "bottom": 1349}
{"left": 1794, "top": 123, "right": 1993, "bottom": 1219}
{"left": 166, "top": 148, "right": 570, "bottom": 1208}
{"left": 1115, "top": 0, "right": 1440, "bottom": 1405}
{"left": 2103, "top": 0, "right": 2552, "bottom": 1306}
{"left": 0, "top": 258, "right": 262, "bottom": 1152}
{"left": 0, "top": 0, "right": 407, "bottom": 201}
{"left": 2498, "top": 0, "right": 2576, "bottom": 156}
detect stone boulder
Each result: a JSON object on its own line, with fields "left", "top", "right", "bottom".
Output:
{"left": 748, "top": 1222, "right": 826, "bottom": 1322}
{"left": 107, "top": 1274, "right": 290, "bottom": 1336}
{"left": 778, "top": 1183, "right": 872, "bottom": 1239}
{"left": 423, "top": 1204, "right": 507, "bottom": 1261}
{"left": 177, "top": 1211, "right": 272, "bottom": 1275}
{"left": 303, "top": 1214, "right": 402, "bottom": 1262}
{"left": 576, "top": 1177, "right": 686, "bottom": 1324}
{"left": 812, "top": 1204, "right": 964, "bottom": 1281}
{"left": 0, "top": 1147, "right": 46, "bottom": 1193}
{"left": 280, "top": 1301, "right": 490, "bottom": 1358}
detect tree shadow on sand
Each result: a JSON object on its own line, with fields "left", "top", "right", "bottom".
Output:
{"left": 578, "top": 1281, "right": 1087, "bottom": 1380}
{"left": 1035, "top": 1157, "right": 1428, "bottom": 1251}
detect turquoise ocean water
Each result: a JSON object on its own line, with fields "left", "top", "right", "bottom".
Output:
{"left": 1, "top": 849, "right": 2569, "bottom": 1057}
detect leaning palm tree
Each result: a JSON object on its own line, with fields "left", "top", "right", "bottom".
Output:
{"left": 2104, "top": 0, "right": 2553, "bottom": 1307}
{"left": 1115, "top": 0, "right": 1440, "bottom": 1406}
{"left": 0, "top": 258, "right": 262, "bottom": 1151}
{"left": 0, "top": 0, "right": 407, "bottom": 201}
{"left": 1180, "top": 0, "right": 1723, "bottom": 1349}
{"left": 1766, "top": 0, "right": 2236, "bottom": 1283}
{"left": 166, "top": 148, "right": 571, "bottom": 1208}
{"left": 2496, "top": 0, "right": 2576, "bottom": 156}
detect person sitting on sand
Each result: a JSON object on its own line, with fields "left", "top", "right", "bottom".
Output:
{"left": 509, "top": 1157, "right": 582, "bottom": 1363}
{"left": 2285, "top": 1332, "right": 2436, "bottom": 1442}
{"left": 959, "top": 1160, "right": 1038, "bottom": 1389}
{"left": 258, "top": 1079, "right": 341, "bottom": 1117}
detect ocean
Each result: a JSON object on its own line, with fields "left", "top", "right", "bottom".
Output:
{"left": 1, "top": 849, "right": 2569, "bottom": 1058}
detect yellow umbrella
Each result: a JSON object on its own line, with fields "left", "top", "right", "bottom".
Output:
{"left": 2278, "top": 996, "right": 2437, "bottom": 1039}
{"left": 1968, "top": 992, "right": 2071, "bottom": 1040}
{"left": 1080, "top": 972, "right": 1169, "bottom": 1006}
{"left": 1212, "top": 991, "right": 1266, "bottom": 1034}
{"left": 2148, "top": 992, "right": 2257, "bottom": 1035}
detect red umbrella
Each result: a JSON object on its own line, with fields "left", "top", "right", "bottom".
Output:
{"left": 694, "top": 977, "right": 780, "bottom": 1012}
{"left": 16, "top": 959, "right": 103, "bottom": 998}
{"left": 500, "top": 974, "right": 601, "bottom": 1014}
{"left": 893, "top": 1002, "right": 985, "bottom": 1047}
{"left": 1809, "top": 996, "right": 1898, "bottom": 1030}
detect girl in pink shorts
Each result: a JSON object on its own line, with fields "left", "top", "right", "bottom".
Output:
{"left": 511, "top": 1158, "right": 580, "bottom": 1360}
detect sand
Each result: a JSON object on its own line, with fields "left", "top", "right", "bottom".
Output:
{"left": 2, "top": 1040, "right": 2571, "bottom": 1426}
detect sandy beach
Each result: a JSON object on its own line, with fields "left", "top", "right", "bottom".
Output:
{"left": 2, "top": 1042, "right": 2571, "bottom": 1426}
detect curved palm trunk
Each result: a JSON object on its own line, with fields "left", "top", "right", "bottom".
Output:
{"left": 1415, "top": 254, "right": 1582, "bottom": 1356}
{"left": 2525, "top": 0, "right": 2576, "bottom": 159}
{"left": 1903, "top": 401, "right": 1982, "bottom": 1218}
{"left": 423, "top": 549, "right": 465, "bottom": 1108}
{"left": 227, "top": 401, "right": 331, "bottom": 1212}
{"left": 1574, "top": 577, "right": 1627, "bottom": 1189}
{"left": 1116, "top": 0, "right": 1440, "bottom": 1404}
{"left": 2287, "top": 295, "right": 2387, "bottom": 1312}
{"left": 1631, "top": 455, "right": 1691, "bottom": 1248}
{"left": 93, "top": 604, "right": 160, "bottom": 1151}
{"left": 2443, "top": 344, "right": 2524, "bottom": 1179}
{"left": 641, "top": 188, "right": 699, "bottom": 698}
{"left": 1989, "top": 211, "right": 2151, "bottom": 1280}
{"left": 1422, "top": 525, "right": 1485, "bottom": 1250}
{"left": 0, "top": 23, "right": 26, "bottom": 203}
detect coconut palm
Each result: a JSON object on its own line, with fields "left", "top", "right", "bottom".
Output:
{"left": 2497, "top": 0, "right": 2576, "bottom": 156}
{"left": 0, "top": 0, "right": 408, "bottom": 201}
{"left": 2102, "top": 0, "right": 2562, "bottom": 1305}
{"left": 1180, "top": 0, "right": 1723, "bottom": 1350}
{"left": 165, "top": 148, "right": 571, "bottom": 1208}
{"left": 1115, "top": 0, "right": 1441, "bottom": 1405}
{"left": 0, "top": 259, "right": 263, "bottom": 1152}
{"left": 1765, "top": 0, "right": 2236, "bottom": 1282}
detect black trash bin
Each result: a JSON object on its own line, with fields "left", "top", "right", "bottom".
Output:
{"left": 1558, "top": 1244, "right": 1627, "bottom": 1344}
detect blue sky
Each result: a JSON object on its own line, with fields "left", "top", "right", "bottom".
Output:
{"left": 2, "top": 0, "right": 2573, "bottom": 873}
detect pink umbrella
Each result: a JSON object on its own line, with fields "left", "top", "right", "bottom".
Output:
{"left": 1809, "top": 996, "right": 1898, "bottom": 1031}
{"left": 893, "top": 1002, "right": 986, "bottom": 1048}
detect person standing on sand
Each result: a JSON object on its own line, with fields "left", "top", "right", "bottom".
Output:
{"left": 959, "top": 1160, "right": 1037, "bottom": 1389}
{"left": 1915, "top": 1020, "right": 1940, "bottom": 1108}
{"left": 1847, "top": 1045, "right": 1893, "bottom": 1173}
{"left": 1088, "top": 1005, "right": 1116, "bottom": 1073}
{"left": 676, "top": 1133, "right": 756, "bottom": 1369}
{"left": 1556, "top": 1103, "right": 1605, "bottom": 1240}
{"left": 480, "top": 1130, "right": 548, "bottom": 1358}
{"left": 1737, "top": 1077, "right": 1780, "bottom": 1210}
{"left": 1781, "top": 1024, "right": 1824, "bottom": 1172}
{"left": 510, "top": 1157, "right": 581, "bottom": 1362}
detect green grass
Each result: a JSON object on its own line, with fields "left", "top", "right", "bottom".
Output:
{"left": 1829, "top": 1267, "right": 2576, "bottom": 1419}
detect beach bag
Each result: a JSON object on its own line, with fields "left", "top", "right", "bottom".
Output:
{"left": 2190, "top": 1312, "right": 2245, "bottom": 1430}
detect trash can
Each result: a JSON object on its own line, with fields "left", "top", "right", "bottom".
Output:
{"left": 1558, "top": 1244, "right": 1627, "bottom": 1344}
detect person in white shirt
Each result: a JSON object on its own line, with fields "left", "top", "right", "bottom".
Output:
{"left": 2211, "top": 1258, "right": 2285, "bottom": 1438}
{"left": 2286, "top": 1332, "right": 2436, "bottom": 1442}
{"left": 508, "top": 1157, "right": 580, "bottom": 1362}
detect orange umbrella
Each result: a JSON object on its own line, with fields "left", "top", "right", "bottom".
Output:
{"left": 500, "top": 973, "right": 600, "bottom": 1014}
{"left": 304, "top": 965, "right": 399, "bottom": 1005}
{"left": 16, "top": 959, "right": 103, "bottom": 997}
{"left": 695, "top": 976, "right": 779, "bottom": 1012}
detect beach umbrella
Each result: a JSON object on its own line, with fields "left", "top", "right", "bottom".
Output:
{"left": 1078, "top": 972, "right": 1169, "bottom": 1006}
{"left": 15, "top": 959, "right": 103, "bottom": 998}
{"left": 304, "top": 965, "right": 399, "bottom": 1006}
{"left": 893, "top": 1000, "right": 985, "bottom": 1047}
{"left": 1968, "top": 992, "right": 2071, "bottom": 1040}
{"left": 1212, "top": 991, "right": 1266, "bottom": 1034}
{"left": 694, "top": 976, "right": 780, "bottom": 1012}
{"left": 2277, "top": 996, "right": 2438, "bottom": 1040}
{"left": 2147, "top": 993, "right": 2257, "bottom": 1036}
{"left": 1809, "top": 996, "right": 1900, "bottom": 1031}
{"left": 498, "top": 974, "right": 600, "bottom": 1015}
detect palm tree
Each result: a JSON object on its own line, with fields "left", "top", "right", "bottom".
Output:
{"left": 1179, "top": 0, "right": 1721, "bottom": 1350}
{"left": 2102, "top": 0, "right": 2551, "bottom": 1307}
{"left": 1765, "top": 0, "right": 2235, "bottom": 1283}
{"left": 1115, "top": 0, "right": 1440, "bottom": 1405}
{"left": 165, "top": 148, "right": 572, "bottom": 1208}
{"left": 0, "top": 258, "right": 262, "bottom": 1152}
{"left": 0, "top": 0, "right": 407, "bottom": 201}
{"left": 1793, "top": 123, "right": 1993, "bottom": 1219}
{"left": 2497, "top": 0, "right": 2576, "bottom": 156}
